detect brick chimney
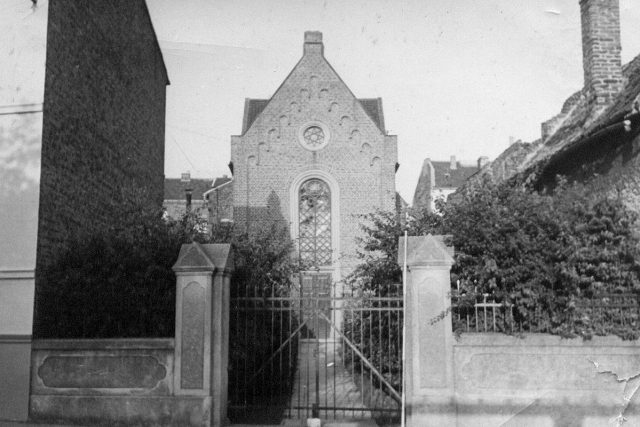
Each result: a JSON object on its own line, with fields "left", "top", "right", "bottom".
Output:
{"left": 580, "top": 0, "right": 624, "bottom": 109}
{"left": 304, "top": 31, "right": 323, "bottom": 56}
{"left": 477, "top": 156, "right": 489, "bottom": 169}
{"left": 449, "top": 155, "right": 457, "bottom": 170}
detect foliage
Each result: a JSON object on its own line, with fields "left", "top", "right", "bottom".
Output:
{"left": 346, "top": 177, "right": 640, "bottom": 340}
{"left": 34, "top": 188, "right": 208, "bottom": 338}
{"left": 211, "top": 221, "right": 301, "bottom": 411}
{"left": 35, "top": 189, "right": 301, "bottom": 340}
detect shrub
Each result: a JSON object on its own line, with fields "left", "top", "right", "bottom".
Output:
{"left": 34, "top": 190, "right": 208, "bottom": 339}
{"left": 346, "top": 177, "right": 640, "bottom": 340}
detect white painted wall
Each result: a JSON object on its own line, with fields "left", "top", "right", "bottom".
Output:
{"left": 0, "top": 1, "right": 48, "bottom": 421}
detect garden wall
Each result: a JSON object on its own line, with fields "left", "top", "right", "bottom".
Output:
{"left": 29, "top": 339, "right": 213, "bottom": 426}
{"left": 452, "top": 334, "right": 640, "bottom": 426}
{"left": 28, "top": 243, "right": 233, "bottom": 427}
{"left": 400, "top": 235, "right": 640, "bottom": 427}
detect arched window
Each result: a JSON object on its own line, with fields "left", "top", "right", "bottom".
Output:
{"left": 298, "top": 178, "right": 331, "bottom": 267}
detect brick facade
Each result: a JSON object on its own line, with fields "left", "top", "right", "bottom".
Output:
{"left": 412, "top": 156, "right": 481, "bottom": 212}
{"left": 230, "top": 32, "right": 397, "bottom": 276}
{"left": 206, "top": 176, "right": 234, "bottom": 224}
{"left": 36, "top": 0, "right": 169, "bottom": 268}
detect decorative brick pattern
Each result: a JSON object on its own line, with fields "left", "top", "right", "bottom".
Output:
{"left": 230, "top": 32, "right": 397, "bottom": 271}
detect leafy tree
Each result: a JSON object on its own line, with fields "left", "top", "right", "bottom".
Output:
{"left": 346, "top": 176, "right": 640, "bottom": 340}
{"left": 34, "top": 188, "right": 208, "bottom": 338}
{"left": 34, "top": 190, "right": 301, "bottom": 340}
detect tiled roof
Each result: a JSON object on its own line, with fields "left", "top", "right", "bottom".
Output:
{"left": 164, "top": 178, "right": 213, "bottom": 200}
{"left": 241, "top": 98, "right": 386, "bottom": 134}
{"left": 242, "top": 99, "right": 269, "bottom": 134}
{"left": 212, "top": 176, "right": 232, "bottom": 189}
{"left": 590, "top": 54, "right": 640, "bottom": 128}
{"left": 473, "top": 52, "right": 640, "bottom": 189}
{"left": 358, "top": 98, "right": 385, "bottom": 133}
{"left": 530, "top": 54, "right": 640, "bottom": 184}
{"left": 432, "top": 161, "right": 479, "bottom": 188}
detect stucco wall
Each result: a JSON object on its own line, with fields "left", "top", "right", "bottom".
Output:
{"left": 451, "top": 334, "right": 640, "bottom": 426}
{"left": 402, "top": 235, "right": 640, "bottom": 427}
{"left": 0, "top": 1, "right": 48, "bottom": 420}
{"left": 28, "top": 339, "right": 214, "bottom": 426}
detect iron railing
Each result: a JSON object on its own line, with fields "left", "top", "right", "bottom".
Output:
{"left": 452, "top": 292, "right": 640, "bottom": 334}
{"left": 228, "top": 277, "right": 402, "bottom": 424}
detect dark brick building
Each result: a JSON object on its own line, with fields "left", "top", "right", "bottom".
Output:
{"left": 36, "top": 0, "right": 169, "bottom": 266}
{"left": 1, "top": 1, "right": 169, "bottom": 420}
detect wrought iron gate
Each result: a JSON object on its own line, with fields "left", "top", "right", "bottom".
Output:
{"left": 228, "top": 275, "right": 403, "bottom": 424}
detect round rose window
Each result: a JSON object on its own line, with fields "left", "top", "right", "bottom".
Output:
{"left": 298, "top": 121, "right": 330, "bottom": 151}
{"left": 303, "top": 126, "right": 325, "bottom": 147}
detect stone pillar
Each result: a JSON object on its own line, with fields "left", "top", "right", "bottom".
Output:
{"left": 173, "top": 243, "right": 233, "bottom": 427}
{"left": 398, "top": 234, "right": 455, "bottom": 427}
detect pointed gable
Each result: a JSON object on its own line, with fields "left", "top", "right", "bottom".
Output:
{"left": 240, "top": 31, "right": 387, "bottom": 137}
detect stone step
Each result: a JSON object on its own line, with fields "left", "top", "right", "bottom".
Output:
{"left": 323, "top": 420, "right": 379, "bottom": 427}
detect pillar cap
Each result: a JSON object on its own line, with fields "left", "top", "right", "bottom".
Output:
{"left": 172, "top": 242, "right": 234, "bottom": 273}
{"left": 398, "top": 234, "right": 454, "bottom": 267}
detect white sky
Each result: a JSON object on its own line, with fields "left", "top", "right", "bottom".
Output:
{"left": 4, "top": 1, "right": 640, "bottom": 201}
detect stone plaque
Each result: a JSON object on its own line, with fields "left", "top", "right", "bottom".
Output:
{"left": 38, "top": 355, "right": 166, "bottom": 389}
{"left": 180, "top": 281, "right": 205, "bottom": 389}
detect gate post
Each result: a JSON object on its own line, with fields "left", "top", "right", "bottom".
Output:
{"left": 398, "top": 234, "right": 455, "bottom": 426}
{"left": 173, "top": 243, "right": 234, "bottom": 427}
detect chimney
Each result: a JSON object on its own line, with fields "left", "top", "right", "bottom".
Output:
{"left": 185, "top": 188, "right": 193, "bottom": 211}
{"left": 304, "top": 31, "right": 323, "bottom": 56}
{"left": 477, "top": 156, "right": 489, "bottom": 169}
{"left": 580, "top": 0, "right": 624, "bottom": 109}
{"left": 450, "top": 155, "right": 457, "bottom": 170}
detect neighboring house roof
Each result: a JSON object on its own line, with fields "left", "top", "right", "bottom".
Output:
{"left": 471, "top": 53, "right": 640, "bottom": 190}
{"left": 241, "top": 97, "right": 386, "bottom": 134}
{"left": 531, "top": 55, "right": 640, "bottom": 188}
{"left": 164, "top": 178, "right": 213, "bottom": 200}
{"left": 212, "top": 176, "right": 232, "bottom": 189}
{"left": 431, "top": 161, "right": 479, "bottom": 188}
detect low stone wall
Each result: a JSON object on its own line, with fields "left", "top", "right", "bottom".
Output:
{"left": 452, "top": 333, "right": 640, "bottom": 426}
{"left": 400, "top": 235, "right": 640, "bottom": 426}
{"left": 30, "top": 339, "right": 211, "bottom": 426}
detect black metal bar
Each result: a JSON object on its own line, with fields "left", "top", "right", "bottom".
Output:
{"left": 318, "top": 311, "right": 402, "bottom": 403}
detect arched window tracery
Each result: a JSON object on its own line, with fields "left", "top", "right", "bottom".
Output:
{"left": 298, "top": 178, "right": 332, "bottom": 266}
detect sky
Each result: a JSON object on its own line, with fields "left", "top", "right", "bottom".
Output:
{"left": 4, "top": 1, "right": 640, "bottom": 202}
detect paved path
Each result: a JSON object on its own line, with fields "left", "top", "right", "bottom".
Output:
{"left": 0, "top": 421, "right": 80, "bottom": 427}
{"left": 288, "top": 339, "right": 372, "bottom": 421}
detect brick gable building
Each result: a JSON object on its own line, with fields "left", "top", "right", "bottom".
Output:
{"left": 228, "top": 32, "right": 398, "bottom": 284}
{"left": 412, "top": 156, "right": 486, "bottom": 212}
